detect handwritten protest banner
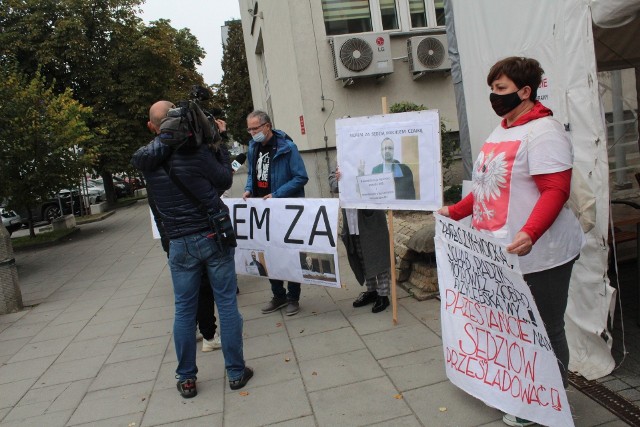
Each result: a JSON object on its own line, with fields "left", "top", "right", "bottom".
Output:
{"left": 225, "top": 198, "right": 341, "bottom": 288}
{"left": 434, "top": 213, "right": 573, "bottom": 427}
{"left": 335, "top": 110, "right": 443, "bottom": 211}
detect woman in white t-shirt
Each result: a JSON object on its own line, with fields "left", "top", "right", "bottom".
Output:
{"left": 439, "top": 57, "right": 584, "bottom": 427}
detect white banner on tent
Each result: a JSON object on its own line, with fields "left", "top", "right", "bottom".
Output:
{"left": 335, "top": 110, "right": 443, "bottom": 211}
{"left": 226, "top": 198, "right": 341, "bottom": 288}
{"left": 434, "top": 213, "right": 574, "bottom": 427}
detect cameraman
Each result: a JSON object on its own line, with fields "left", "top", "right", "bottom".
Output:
{"left": 132, "top": 100, "right": 253, "bottom": 399}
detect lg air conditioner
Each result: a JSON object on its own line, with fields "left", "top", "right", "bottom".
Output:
{"left": 329, "top": 33, "right": 394, "bottom": 82}
{"left": 407, "top": 34, "right": 451, "bottom": 75}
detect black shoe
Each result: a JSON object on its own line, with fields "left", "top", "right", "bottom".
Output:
{"left": 229, "top": 367, "right": 254, "bottom": 390}
{"left": 261, "top": 297, "right": 288, "bottom": 313}
{"left": 372, "top": 296, "right": 390, "bottom": 313}
{"left": 176, "top": 378, "right": 197, "bottom": 398}
{"left": 353, "top": 291, "right": 378, "bottom": 307}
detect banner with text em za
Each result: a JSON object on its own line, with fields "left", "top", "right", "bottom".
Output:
{"left": 227, "top": 198, "right": 341, "bottom": 288}
{"left": 335, "top": 110, "right": 443, "bottom": 211}
{"left": 434, "top": 214, "right": 573, "bottom": 427}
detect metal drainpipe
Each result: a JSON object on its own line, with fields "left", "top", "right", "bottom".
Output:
{"left": 0, "top": 224, "right": 23, "bottom": 314}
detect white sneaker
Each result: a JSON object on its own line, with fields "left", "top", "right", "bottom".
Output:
{"left": 202, "top": 332, "right": 222, "bottom": 352}
{"left": 196, "top": 331, "right": 203, "bottom": 342}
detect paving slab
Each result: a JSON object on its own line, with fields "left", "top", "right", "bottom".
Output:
{"left": 299, "top": 348, "right": 385, "bottom": 392}
{"left": 141, "top": 378, "right": 224, "bottom": 426}
{"left": 33, "top": 354, "right": 108, "bottom": 389}
{"left": 0, "top": 409, "right": 73, "bottom": 427}
{"left": 291, "top": 327, "right": 365, "bottom": 361}
{"left": 0, "top": 201, "right": 630, "bottom": 427}
{"left": 106, "top": 335, "right": 171, "bottom": 364}
{"left": 66, "top": 380, "right": 153, "bottom": 426}
{"left": 7, "top": 335, "right": 74, "bottom": 363}
{"left": 308, "top": 376, "right": 412, "bottom": 426}
{"left": 223, "top": 378, "right": 312, "bottom": 427}
{"left": 89, "top": 354, "right": 163, "bottom": 392}
{"left": 57, "top": 334, "right": 119, "bottom": 363}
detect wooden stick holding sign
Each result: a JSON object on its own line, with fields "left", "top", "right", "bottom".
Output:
{"left": 381, "top": 96, "right": 398, "bottom": 325}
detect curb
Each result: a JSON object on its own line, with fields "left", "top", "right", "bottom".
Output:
{"left": 12, "top": 227, "right": 81, "bottom": 252}
{"left": 75, "top": 210, "right": 116, "bottom": 225}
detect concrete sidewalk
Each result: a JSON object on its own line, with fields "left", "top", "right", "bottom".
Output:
{"left": 0, "top": 201, "right": 627, "bottom": 426}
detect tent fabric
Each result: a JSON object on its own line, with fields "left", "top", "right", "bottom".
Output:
{"left": 444, "top": 0, "right": 472, "bottom": 180}
{"left": 593, "top": 15, "right": 640, "bottom": 71}
{"left": 449, "top": 0, "right": 615, "bottom": 380}
{"left": 591, "top": 0, "right": 640, "bottom": 28}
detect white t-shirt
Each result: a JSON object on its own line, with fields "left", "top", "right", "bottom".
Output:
{"left": 471, "top": 116, "right": 584, "bottom": 274}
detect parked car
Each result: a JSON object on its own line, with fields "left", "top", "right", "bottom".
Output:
{"left": 0, "top": 207, "right": 23, "bottom": 235}
{"left": 90, "top": 178, "right": 130, "bottom": 199}
{"left": 123, "top": 176, "right": 145, "bottom": 191}
{"left": 14, "top": 190, "right": 84, "bottom": 225}
{"left": 82, "top": 181, "right": 105, "bottom": 204}
{"left": 112, "top": 176, "right": 134, "bottom": 197}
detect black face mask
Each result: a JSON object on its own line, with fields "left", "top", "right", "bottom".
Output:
{"left": 489, "top": 90, "right": 523, "bottom": 117}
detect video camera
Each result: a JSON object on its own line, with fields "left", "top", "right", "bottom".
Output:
{"left": 160, "top": 85, "right": 223, "bottom": 150}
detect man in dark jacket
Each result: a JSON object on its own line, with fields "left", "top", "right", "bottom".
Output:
{"left": 242, "top": 110, "right": 308, "bottom": 316}
{"left": 132, "top": 100, "right": 252, "bottom": 399}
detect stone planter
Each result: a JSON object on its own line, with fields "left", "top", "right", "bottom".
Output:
{"left": 90, "top": 202, "right": 109, "bottom": 214}
{"left": 52, "top": 214, "right": 76, "bottom": 231}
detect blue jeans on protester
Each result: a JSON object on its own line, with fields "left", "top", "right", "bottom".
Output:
{"left": 169, "top": 231, "right": 245, "bottom": 382}
{"left": 269, "top": 279, "right": 300, "bottom": 301}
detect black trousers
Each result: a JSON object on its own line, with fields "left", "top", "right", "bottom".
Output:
{"left": 197, "top": 271, "right": 217, "bottom": 340}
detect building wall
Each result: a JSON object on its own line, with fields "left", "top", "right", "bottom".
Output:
{"left": 239, "top": 0, "right": 458, "bottom": 197}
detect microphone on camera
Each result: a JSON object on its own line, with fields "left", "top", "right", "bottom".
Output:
{"left": 231, "top": 153, "right": 247, "bottom": 172}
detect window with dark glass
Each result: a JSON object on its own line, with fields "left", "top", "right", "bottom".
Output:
{"left": 322, "top": 0, "right": 373, "bottom": 35}
{"left": 409, "top": 0, "right": 427, "bottom": 27}
{"left": 434, "top": 0, "right": 445, "bottom": 26}
{"left": 380, "top": 0, "right": 399, "bottom": 31}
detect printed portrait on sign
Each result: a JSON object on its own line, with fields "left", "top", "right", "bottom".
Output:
{"left": 299, "top": 252, "right": 337, "bottom": 283}
{"left": 242, "top": 249, "right": 268, "bottom": 277}
{"left": 336, "top": 110, "right": 442, "bottom": 211}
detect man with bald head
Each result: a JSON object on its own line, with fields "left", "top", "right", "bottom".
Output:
{"left": 132, "top": 100, "right": 253, "bottom": 399}
{"left": 371, "top": 137, "right": 416, "bottom": 200}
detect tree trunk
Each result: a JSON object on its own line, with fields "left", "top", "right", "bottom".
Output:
{"left": 102, "top": 170, "right": 118, "bottom": 205}
{"left": 0, "top": 223, "right": 23, "bottom": 314}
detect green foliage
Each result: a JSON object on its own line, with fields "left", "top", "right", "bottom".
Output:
{"left": 443, "top": 184, "right": 462, "bottom": 203}
{"left": 389, "top": 101, "right": 459, "bottom": 184}
{"left": 219, "top": 20, "right": 253, "bottom": 144}
{"left": 0, "top": 66, "right": 96, "bottom": 233}
{"left": 0, "top": 0, "right": 208, "bottom": 202}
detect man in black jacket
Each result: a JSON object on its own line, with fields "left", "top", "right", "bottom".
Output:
{"left": 132, "top": 100, "right": 252, "bottom": 399}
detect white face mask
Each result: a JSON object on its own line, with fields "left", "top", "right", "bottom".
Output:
{"left": 253, "top": 131, "right": 266, "bottom": 143}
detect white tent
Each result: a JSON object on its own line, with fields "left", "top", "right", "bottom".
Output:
{"left": 446, "top": 0, "right": 640, "bottom": 379}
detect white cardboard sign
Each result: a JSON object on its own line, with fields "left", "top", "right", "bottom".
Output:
{"left": 336, "top": 110, "right": 443, "bottom": 211}
{"left": 226, "top": 198, "right": 341, "bottom": 288}
{"left": 434, "top": 213, "right": 573, "bottom": 427}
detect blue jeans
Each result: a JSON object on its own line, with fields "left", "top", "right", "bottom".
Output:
{"left": 269, "top": 279, "right": 300, "bottom": 301}
{"left": 169, "top": 231, "right": 245, "bottom": 381}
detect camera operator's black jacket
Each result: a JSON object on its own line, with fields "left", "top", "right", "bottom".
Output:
{"left": 131, "top": 137, "right": 232, "bottom": 239}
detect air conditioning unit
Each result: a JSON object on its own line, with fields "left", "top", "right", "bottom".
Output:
{"left": 407, "top": 35, "right": 451, "bottom": 74}
{"left": 329, "top": 33, "right": 394, "bottom": 81}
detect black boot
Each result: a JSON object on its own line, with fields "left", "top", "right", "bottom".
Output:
{"left": 372, "top": 296, "right": 390, "bottom": 313}
{"left": 353, "top": 291, "right": 378, "bottom": 307}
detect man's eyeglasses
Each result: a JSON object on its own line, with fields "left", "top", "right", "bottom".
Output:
{"left": 247, "top": 123, "right": 267, "bottom": 133}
